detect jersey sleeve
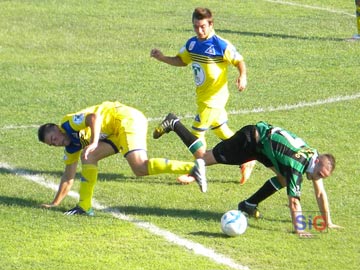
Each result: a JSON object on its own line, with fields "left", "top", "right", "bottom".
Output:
{"left": 177, "top": 45, "right": 192, "bottom": 65}
{"left": 286, "top": 172, "right": 303, "bottom": 198}
{"left": 223, "top": 43, "right": 244, "bottom": 66}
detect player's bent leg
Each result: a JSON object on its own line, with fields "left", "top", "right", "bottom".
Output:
{"left": 66, "top": 163, "right": 98, "bottom": 216}
{"left": 126, "top": 149, "right": 196, "bottom": 177}
{"left": 126, "top": 150, "right": 151, "bottom": 176}
{"left": 147, "top": 158, "right": 194, "bottom": 175}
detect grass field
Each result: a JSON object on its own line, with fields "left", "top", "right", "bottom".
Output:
{"left": 0, "top": 0, "right": 359, "bottom": 269}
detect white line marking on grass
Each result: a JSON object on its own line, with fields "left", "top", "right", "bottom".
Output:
{"left": 264, "top": 0, "right": 355, "bottom": 17}
{"left": 0, "top": 162, "right": 249, "bottom": 270}
{"left": 228, "top": 93, "right": 360, "bottom": 116}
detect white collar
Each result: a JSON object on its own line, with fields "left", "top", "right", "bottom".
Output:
{"left": 306, "top": 153, "right": 318, "bottom": 173}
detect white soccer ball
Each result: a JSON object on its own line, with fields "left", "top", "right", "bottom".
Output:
{"left": 221, "top": 210, "right": 248, "bottom": 237}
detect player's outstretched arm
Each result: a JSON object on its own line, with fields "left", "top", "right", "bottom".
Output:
{"left": 41, "top": 162, "right": 77, "bottom": 208}
{"left": 288, "top": 196, "right": 314, "bottom": 238}
{"left": 150, "top": 48, "right": 187, "bottom": 66}
{"left": 312, "top": 178, "right": 344, "bottom": 229}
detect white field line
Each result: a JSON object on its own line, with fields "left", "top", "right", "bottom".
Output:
{"left": 264, "top": 0, "right": 356, "bottom": 17}
{"left": 2, "top": 93, "right": 360, "bottom": 131}
{"left": 0, "top": 161, "right": 249, "bottom": 270}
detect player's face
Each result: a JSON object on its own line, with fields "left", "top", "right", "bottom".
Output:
{"left": 44, "top": 127, "right": 70, "bottom": 147}
{"left": 306, "top": 159, "right": 332, "bottom": 180}
{"left": 193, "top": 19, "right": 213, "bottom": 40}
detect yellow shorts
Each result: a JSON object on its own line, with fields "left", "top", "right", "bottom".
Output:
{"left": 105, "top": 104, "right": 148, "bottom": 157}
{"left": 192, "top": 104, "right": 229, "bottom": 132}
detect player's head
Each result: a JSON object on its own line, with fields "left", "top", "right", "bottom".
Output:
{"left": 38, "top": 123, "right": 70, "bottom": 147}
{"left": 307, "top": 153, "right": 336, "bottom": 180}
{"left": 192, "top": 7, "right": 214, "bottom": 40}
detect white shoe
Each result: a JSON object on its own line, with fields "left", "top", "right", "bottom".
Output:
{"left": 190, "top": 159, "right": 207, "bottom": 193}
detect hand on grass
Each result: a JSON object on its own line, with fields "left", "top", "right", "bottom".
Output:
{"left": 41, "top": 203, "right": 57, "bottom": 209}
{"left": 328, "top": 223, "right": 344, "bottom": 229}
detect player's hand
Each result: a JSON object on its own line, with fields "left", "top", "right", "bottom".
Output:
{"left": 328, "top": 223, "right": 344, "bottom": 229}
{"left": 236, "top": 76, "right": 247, "bottom": 91}
{"left": 41, "top": 203, "right": 57, "bottom": 209}
{"left": 150, "top": 48, "right": 163, "bottom": 59}
{"left": 82, "top": 143, "right": 98, "bottom": 160}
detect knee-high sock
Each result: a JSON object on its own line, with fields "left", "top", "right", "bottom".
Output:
{"left": 356, "top": 2, "right": 360, "bottom": 34}
{"left": 246, "top": 177, "right": 283, "bottom": 205}
{"left": 147, "top": 158, "right": 194, "bottom": 175}
{"left": 78, "top": 164, "right": 98, "bottom": 211}
{"left": 173, "top": 121, "right": 204, "bottom": 155}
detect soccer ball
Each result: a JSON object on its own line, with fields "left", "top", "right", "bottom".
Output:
{"left": 221, "top": 210, "right": 248, "bottom": 237}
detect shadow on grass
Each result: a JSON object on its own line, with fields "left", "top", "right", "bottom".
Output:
{"left": 105, "top": 205, "right": 222, "bottom": 221}
{"left": 189, "top": 231, "right": 228, "bottom": 238}
{"left": 0, "top": 166, "right": 134, "bottom": 182}
{"left": 0, "top": 163, "right": 244, "bottom": 185}
{"left": 217, "top": 29, "right": 346, "bottom": 42}
{"left": 0, "top": 195, "right": 69, "bottom": 213}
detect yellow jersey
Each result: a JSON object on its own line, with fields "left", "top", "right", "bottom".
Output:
{"left": 177, "top": 31, "right": 244, "bottom": 109}
{"left": 60, "top": 101, "right": 147, "bottom": 164}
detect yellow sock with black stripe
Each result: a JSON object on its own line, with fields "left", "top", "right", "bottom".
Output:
{"left": 78, "top": 164, "right": 98, "bottom": 211}
{"left": 147, "top": 158, "right": 194, "bottom": 175}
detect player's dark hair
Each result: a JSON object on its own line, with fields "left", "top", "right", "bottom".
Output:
{"left": 192, "top": 7, "right": 213, "bottom": 24}
{"left": 38, "top": 123, "right": 57, "bottom": 142}
{"left": 319, "top": 153, "right": 336, "bottom": 172}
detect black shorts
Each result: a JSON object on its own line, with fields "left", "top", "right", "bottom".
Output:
{"left": 212, "top": 125, "right": 272, "bottom": 167}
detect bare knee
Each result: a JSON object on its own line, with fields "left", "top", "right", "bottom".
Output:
{"left": 132, "top": 166, "right": 148, "bottom": 177}
{"left": 126, "top": 151, "right": 149, "bottom": 176}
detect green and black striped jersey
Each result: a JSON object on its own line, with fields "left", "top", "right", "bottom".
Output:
{"left": 256, "top": 121, "right": 317, "bottom": 197}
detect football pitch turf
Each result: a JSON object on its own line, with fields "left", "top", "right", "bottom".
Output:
{"left": 0, "top": 1, "right": 359, "bottom": 269}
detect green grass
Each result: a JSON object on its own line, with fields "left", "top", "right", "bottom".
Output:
{"left": 0, "top": 0, "right": 359, "bottom": 269}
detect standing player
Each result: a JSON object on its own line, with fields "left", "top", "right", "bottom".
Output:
{"left": 150, "top": 7, "right": 255, "bottom": 185}
{"left": 353, "top": 0, "right": 360, "bottom": 40}
{"left": 38, "top": 101, "right": 207, "bottom": 216}
{"left": 153, "top": 113, "right": 342, "bottom": 237}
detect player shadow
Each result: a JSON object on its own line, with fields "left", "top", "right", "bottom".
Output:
{"left": 0, "top": 195, "right": 40, "bottom": 208}
{"left": 105, "top": 205, "right": 222, "bottom": 222}
{"left": 189, "top": 231, "right": 230, "bottom": 238}
{"left": 0, "top": 166, "right": 135, "bottom": 182}
{"left": 0, "top": 195, "right": 69, "bottom": 213}
{"left": 218, "top": 29, "right": 346, "bottom": 42}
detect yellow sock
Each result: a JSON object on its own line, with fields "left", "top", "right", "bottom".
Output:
{"left": 78, "top": 164, "right": 98, "bottom": 211}
{"left": 357, "top": 4, "right": 360, "bottom": 34}
{"left": 147, "top": 158, "right": 194, "bottom": 175}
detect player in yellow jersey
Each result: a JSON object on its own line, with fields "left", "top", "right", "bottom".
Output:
{"left": 150, "top": 7, "right": 255, "bottom": 185}
{"left": 353, "top": 0, "right": 360, "bottom": 40}
{"left": 38, "top": 101, "right": 207, "bottom": 216}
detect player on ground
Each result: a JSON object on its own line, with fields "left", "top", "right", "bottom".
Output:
{"left": 150, "top": 7, "right": 255, "bottom": 185}
{"left": 38, "top": 101, "right": 207, "bottom": 216}
{"left": 153, "top": 113, "right": 343, "bottom": 237}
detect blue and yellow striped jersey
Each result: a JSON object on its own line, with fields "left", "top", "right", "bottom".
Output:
{"left": 177, "top": 31, "right": 244, "bottom": 108}
{"left": 59, "top": 101, "right": 123, "bottom": 164}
